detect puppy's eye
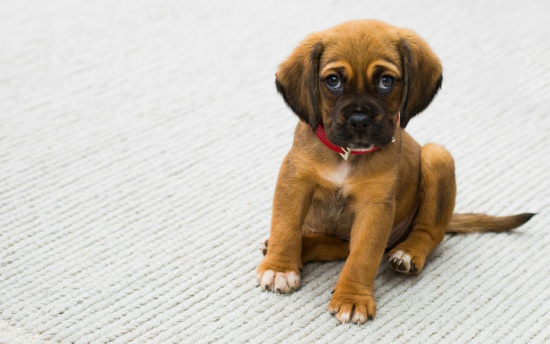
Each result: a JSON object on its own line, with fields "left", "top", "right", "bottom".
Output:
{"left": 379, "top": 75, "right": 395, "bottom": 90}
{"left": 326, "top": 74, "right": 342, "bottom": 90}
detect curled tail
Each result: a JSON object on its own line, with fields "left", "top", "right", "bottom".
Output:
{"left": 446, "top": 213, "right": 536, "bottom": 233}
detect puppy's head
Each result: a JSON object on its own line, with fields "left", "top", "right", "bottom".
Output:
{"left": 275, "top": 20, "right": 442, "bottom": 149}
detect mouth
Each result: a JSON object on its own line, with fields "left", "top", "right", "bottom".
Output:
{"left": 347, "top": 143, "right": 376, "bottom": 151}
{"left": 325, "top": 124, "right": 394, "bottom": 150}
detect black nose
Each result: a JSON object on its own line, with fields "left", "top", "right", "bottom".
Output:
{"left": 348, "top": 113, "right": 370, "bottom": 133}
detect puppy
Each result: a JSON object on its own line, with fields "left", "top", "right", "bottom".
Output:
{"left": 257, "top": 20, "right": 534, "bottom": 324}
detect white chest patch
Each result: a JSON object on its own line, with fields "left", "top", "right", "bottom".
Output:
{"left": 321, "top": 163, "right": 350, "bottom": 186}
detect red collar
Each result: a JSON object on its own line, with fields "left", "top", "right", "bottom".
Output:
{"left": 314, "top": 113, "right": 399, "bottom": 160}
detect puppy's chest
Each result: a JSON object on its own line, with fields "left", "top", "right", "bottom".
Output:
{"left": 317, "top": 162, "right": 356, "bottom": 214}
{"left": 308, "top": 163, "right": 356, "bottom": 238}
{"left": 320, "top": 163, "right": 353, "bottom": 189}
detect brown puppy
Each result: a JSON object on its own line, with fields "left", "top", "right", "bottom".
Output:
{"left": 257, "top": 20, "right": 534, "bottom": 325}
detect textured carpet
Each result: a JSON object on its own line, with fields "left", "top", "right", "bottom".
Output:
{"left": 1, "top": 1, "right": 549, "bottom": 343}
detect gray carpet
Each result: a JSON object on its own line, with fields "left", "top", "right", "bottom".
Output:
{"left": 1, "top": 1, "right": 549, "bottom": 343}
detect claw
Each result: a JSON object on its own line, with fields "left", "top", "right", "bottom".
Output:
{"left": 397, "top": 261, "right": 406, "bottom": 271}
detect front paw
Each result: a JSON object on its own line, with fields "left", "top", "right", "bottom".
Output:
{"left": 256, "top": 259, "right": 300, "bottom": 293}
{"left": 328, "top": 287, "right": 376, "bottom": 324}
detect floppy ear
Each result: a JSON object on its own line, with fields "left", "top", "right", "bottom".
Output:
{"left": 275, "top": 33, "right": 324, "bottom": 131}
{"left": 398, "top": 29, "right": 443, "bottom": 128}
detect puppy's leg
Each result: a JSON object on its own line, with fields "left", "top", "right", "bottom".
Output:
{"left": 388, "top": 143, "right": 456, "bottom": 274}
{"left": 329, "top": 200, "right": 395, "bottom": 324}
{"left": 261, "top": 233, "right": 349, "bottom": 263}
{"left": 256, "top": 156, "right": 313, "bottom": 293}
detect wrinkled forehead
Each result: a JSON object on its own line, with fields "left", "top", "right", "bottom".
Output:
{"left": 319, "top": 31, "right": 402, "bottom": 83}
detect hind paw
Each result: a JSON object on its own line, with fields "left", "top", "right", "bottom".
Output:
{"left": 387, "top": 248, "right": 424, "bottom": 275}
{"left": 259, "top": 239, "right": 268, "bottom": 256}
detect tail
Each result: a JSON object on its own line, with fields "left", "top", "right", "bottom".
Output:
{"left": 446, "top": 213, "right": 536, "bottom": 233}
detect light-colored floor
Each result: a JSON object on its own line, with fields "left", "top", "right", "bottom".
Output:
{"left": 1, "top": 1, "right": 548, "bottom": 343}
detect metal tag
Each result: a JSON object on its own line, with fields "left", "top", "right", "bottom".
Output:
{"left": 339, "top": 147, "right": 350, "bottom": 161}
